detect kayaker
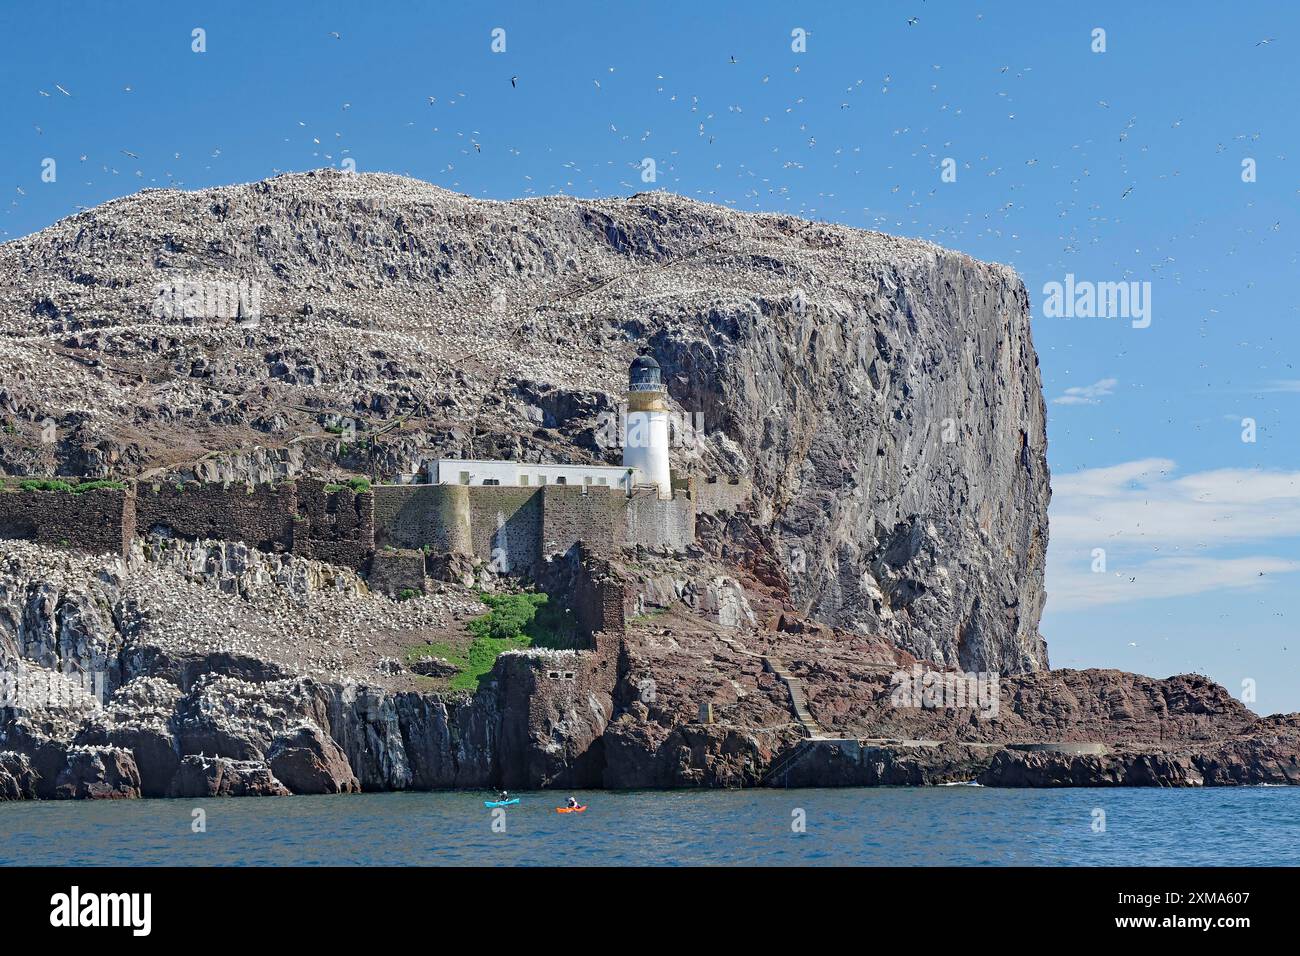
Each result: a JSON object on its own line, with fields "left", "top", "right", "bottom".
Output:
{"left": 566, "top": 796, "right": 579, "bottom": 809}
{"left": 498, "top": 790, "right": 510, "bottom": 803}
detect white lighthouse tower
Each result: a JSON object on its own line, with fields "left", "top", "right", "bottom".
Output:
{"left": 623, "top": 355, "right": 672, "bottom": 498}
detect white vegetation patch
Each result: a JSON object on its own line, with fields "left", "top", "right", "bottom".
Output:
{"left": 506, "top": 647, "right": 583, "bottom": 662}
{"left": 0, "top": 538, "right": 482, "bottom": 685}
{"left": 1047, "top": 458, "right": 1300, "bottom": 610}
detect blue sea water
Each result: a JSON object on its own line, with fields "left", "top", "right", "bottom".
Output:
{"left": 1, "top": 786, "right": 1295, "bottom": 866}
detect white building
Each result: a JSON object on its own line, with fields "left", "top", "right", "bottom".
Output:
{"left": 429, "top": 458, "right": 636, "bottom": 491}
{"left": 622, "top": 355, "right": 672, "bottom": 499}
{"left": 426, "top": 356, "right": 676, "bottom": 499}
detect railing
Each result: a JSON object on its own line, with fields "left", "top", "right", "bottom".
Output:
{"left": 760, "top": 738, "right": 813, "bottom": 788}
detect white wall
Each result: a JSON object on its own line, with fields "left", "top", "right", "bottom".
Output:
{"left": 429, "top": 459, "right": 638, "bottom": 491}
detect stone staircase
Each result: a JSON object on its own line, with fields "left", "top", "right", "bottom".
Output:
{"left": 763, "top": 658, "right": 820, "bottom": 738}
{"left": 713, "top": 631, "right": 821, "bottom": 739}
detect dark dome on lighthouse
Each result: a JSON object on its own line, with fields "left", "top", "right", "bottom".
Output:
{"left": 629, "top": 354, "right": 662, "bottom": 389}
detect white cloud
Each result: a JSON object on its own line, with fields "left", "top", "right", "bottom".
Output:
{"left": 1259, "top": 380, "right": 1300, "bottom": 393}
{"left": 1051, "top": 377, "right": 1117, "bottom": 406}
{"left": 1047, "top": 555, "right": 1300, "bottom": 612}
{"left": 1046, "top": 458, "right": 1300, "bottom": 610}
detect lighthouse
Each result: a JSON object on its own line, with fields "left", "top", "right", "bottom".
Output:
{"left": 623, "top": 355, "right": 672, "bottom": 498}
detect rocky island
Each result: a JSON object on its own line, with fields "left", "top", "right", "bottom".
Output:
{"left": 1, "top": 169, "right": 1296, "bottom": 800}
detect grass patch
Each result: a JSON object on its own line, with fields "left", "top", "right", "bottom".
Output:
{"left": 404, "top": 591, "right": 576, "bottom": 691}
{"left": 16, "top": 478, "right": 126, "bottom": 493}
{"left": 324, "top": 476, "right": 371, "bottom": 494}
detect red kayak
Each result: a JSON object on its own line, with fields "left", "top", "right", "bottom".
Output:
{"left": 555, "top": 805, "right": 587, "bottom": 813}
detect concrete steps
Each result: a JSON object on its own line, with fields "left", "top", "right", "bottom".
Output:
{"left": 763, "top": 659, "right": 821, "bottom": 738}
{"left": 712, "top": 630, "right": 822, "bottom": 739}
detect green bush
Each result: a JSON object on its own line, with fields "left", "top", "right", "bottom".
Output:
{"left": 405, "top": 591, "right": 572, "bottom": 692}
{"left": 469, "top": 592, "right": 550, "bottom": 641}
{"left": 18, "top": 479, "right": 75, "bottom": 492}
{"left": 324, "top": 477, "right": 370, "bottom": 494}
{"left": 72, "top": 480, "right": 126, "bottom": 493}
{"left": 15, "top": 478, "right": 126, "bottom": 494}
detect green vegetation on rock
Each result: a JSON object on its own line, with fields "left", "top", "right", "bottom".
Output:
{"left": 16, "top": 478, "right": 126, "bottom": 493}
{"left": 404, "top": 591, "right": 576, "bottom": 691}
{"left": 324, "top": 477, "right": 371, "bottom": 494}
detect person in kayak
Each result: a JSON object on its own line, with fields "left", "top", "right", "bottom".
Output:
{"left": 498, "top": 790, "right": 510, "bottom": 803}
{"left": 565, "top": 796, "right": 579, "bottom": 809}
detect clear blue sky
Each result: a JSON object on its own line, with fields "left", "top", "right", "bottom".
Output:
{"left": 2, "top": 2, "right": 1298, "bottom": 711}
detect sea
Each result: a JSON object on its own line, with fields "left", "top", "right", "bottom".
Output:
{"left": 2, "top": 786, "right": 1294, "bottom": 866}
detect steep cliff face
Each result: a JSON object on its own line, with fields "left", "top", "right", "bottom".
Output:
{"left": 0, "top": 171, "right": 1049, "bottom": 673}
{"left": 3, "top": 536, "right": 1298, "bottom": 797}
{"left": 0, "top": 541, "right": 619, "bottom": 797}
{"left": 651, "top": 251, "right": 1049, "bottom": 674}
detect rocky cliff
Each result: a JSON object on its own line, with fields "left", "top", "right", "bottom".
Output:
{"left": 7, "top": 172, "right": 1286, "bottom": 800}
{"left": 0, "top": 169, "right": 1048, "bottom": 675}
{"left": 2, "top": 535, "right": 1295, "bottom": 799}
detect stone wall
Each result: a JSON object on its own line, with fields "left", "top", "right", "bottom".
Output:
{"left": 466, "top": 487, "right": 543, "bottom": 573}
{"left": 541, "top": 485, "right": 620, "bottom": 558}
{"left": 368, "top": 549, "right": 427, "bottom": 598}
{"left": 0, "top": 486, "right": 134, "bottom": 557}
{"left": 535, "top": 542, "right": 628, "bottom": 652}
{"left": 497, "top": 543, "right": 629, "bottom": 788}
{"left": 371, "top": 484, "right": 471, "bottom": 554}
{"left": 368, "top": 482, "right": 695, "bottom": 571}
{"left": 0, "top": 473, "right": 697, "bottom": 576}
{"left": 135, "top": 481, "right": 295, "bottom": 552}
{"left": 693, "top": 475, "right": 752, "bottom": 515}
{"left": 622, "top": 490, "right": 695, "bottom": 551}
{"left": 292, "top": 478, "right": 375, "bottom": 569}
{"left": 571, "top": 558, "right": 628, "bottom": 653}
{"left": 495, "top": 648, "right": 616, "bottom": 789}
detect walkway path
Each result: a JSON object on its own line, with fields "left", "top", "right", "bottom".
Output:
{"left": 713, "top": 630, "right": 822, "bottom": 739}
